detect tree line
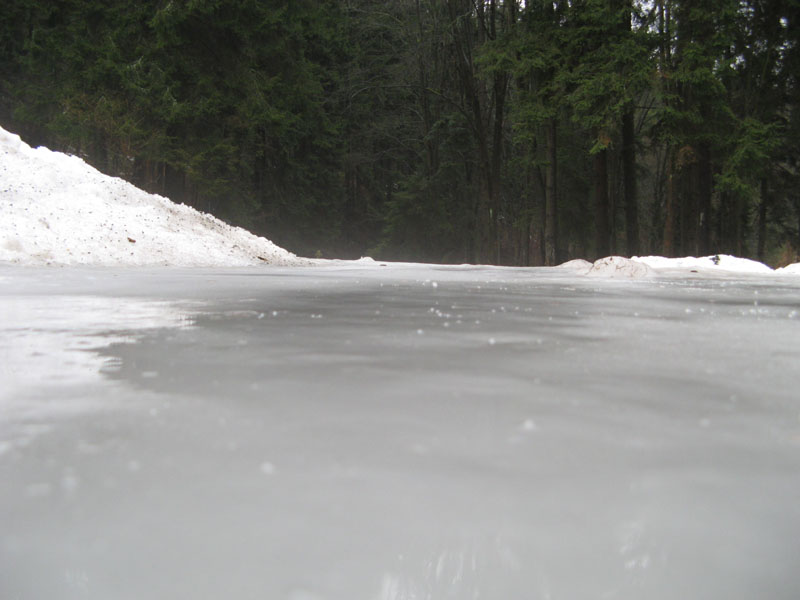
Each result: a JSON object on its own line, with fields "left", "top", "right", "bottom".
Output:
{"left": 1, "top": 0, "right": 798, "bottom": 265}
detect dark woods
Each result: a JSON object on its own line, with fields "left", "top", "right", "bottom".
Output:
{"left": 1, "top": 1, "right": 798, "bottom": 265}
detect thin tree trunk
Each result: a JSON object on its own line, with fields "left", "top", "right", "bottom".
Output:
{"left": 796, "top": 196, "right": 800, "bottom": 254}
{"left": 621, "top": 109, "right": 639, "bottom": 256}
{"left": 697, "top": 143, "right": 712, "bottom": 255}
{"left": 491, "top": 69, "right": 507, "bottom": 264}
{"left": 663, "top": 149, "right": 677, "bottom": 257}
{"left": 757, "top": 178, "right": 769, "bottom": 261}
{"left": 594, "top": 148, "right": 610, "bottom": 258}
{"left": 544, "top": 120, "right": 558, "bottom": 265}
{"left": 679, "top": 161, "right": 690, "bottom": 256}
{"left": 416, "top": 0, "right": 437, "bottom": 175}
{"left": 735, "top": 193, "right": 744, "bottom": 257}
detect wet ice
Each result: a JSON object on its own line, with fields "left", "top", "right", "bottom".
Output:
{"left": 1, "top": 263, "right": 799, "bottom": 600}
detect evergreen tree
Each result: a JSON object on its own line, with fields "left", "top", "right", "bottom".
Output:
{"left": 1, "top": 0, "right": 796, "bottom": 264}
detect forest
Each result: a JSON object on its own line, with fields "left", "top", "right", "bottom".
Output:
{"left": 1, "top": 0, "right": 798, "bottom": 265}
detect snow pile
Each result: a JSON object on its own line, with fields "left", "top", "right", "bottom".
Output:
{"left": 557, "top": 258, "right": 592, "bottom": 271}
{"left": 559, "top": 254, "right": 800, "bottom": 279}
{"left": 633, "top": 254, "right": 774, "bottom": 274}
{"left": 556, "top": 256, "right": 652, "bottom": 278}
{"left": 586, "top": 256, "right": 654, "bottom": 279}
{"left": 0, "top": 126, "right": 301, "bottom": 266}
{"left": 776, "top": 263, "right": 800, "bottom": 274}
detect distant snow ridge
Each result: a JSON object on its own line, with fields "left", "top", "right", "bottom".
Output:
{"left": 0, "top": 126, "right": 302, "bottom": 267}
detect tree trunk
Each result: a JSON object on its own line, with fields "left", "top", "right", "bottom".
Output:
{"left": 544, "top": 120, "right": 558, "bottom": 265}
{"left": 757, "top": 177, "right": 768, "bottom": 261}
{"left": 679, "top": 160, "right": 691, "bottom": 256}
{"left": 447, "top": 0, "right": 492, "bottom": 263}
{"left": 621, "top": 109, "right": 639, "bottom": 256}
{"left": 735, "top": 192, "right": 744, "bottom": 257}
{"left": 490, "top": 69, "right": 507, "bottom": 264}
{"left": 594, "top": 147, "right": 610, "bottom": 258}
{"left": 416, "top": 0, "right": 437, "bottom": 176}
{"left": 663, "top": 149, "right": 677, "bottom": 257}
{"left": 796, "top": 196, "right": 800, "bottom": 254}
{"left": 697, "top": 143, "right": 712, "bottom": 255}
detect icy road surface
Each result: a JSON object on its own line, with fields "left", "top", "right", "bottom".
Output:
{"left": 1, "top": 263, "right": 799, "bottom": 600}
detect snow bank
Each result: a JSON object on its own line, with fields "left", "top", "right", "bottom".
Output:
{"left": 557, "top": 257, "right": 653, "bottom": 278}
{"left": 776, "top": 263, "right": 800, "bottom": 274}
{"left": 557, "top": 254, "right": 800, "bottom": 279}
{"left": 633, "top": 254, "right": 773, "bottom": 274}
{"left": 0, "top": 126, "right": 302, "bottom": 267}
{"left": 587, "top": 256, "right": 653, "bottom": 279}
{"left": 557, "top": 258, "right": 592, "bottom": 272}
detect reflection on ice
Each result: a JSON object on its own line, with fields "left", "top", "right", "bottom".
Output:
{"left": 0, "top": 295, "right": 198, "bottom": 448}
